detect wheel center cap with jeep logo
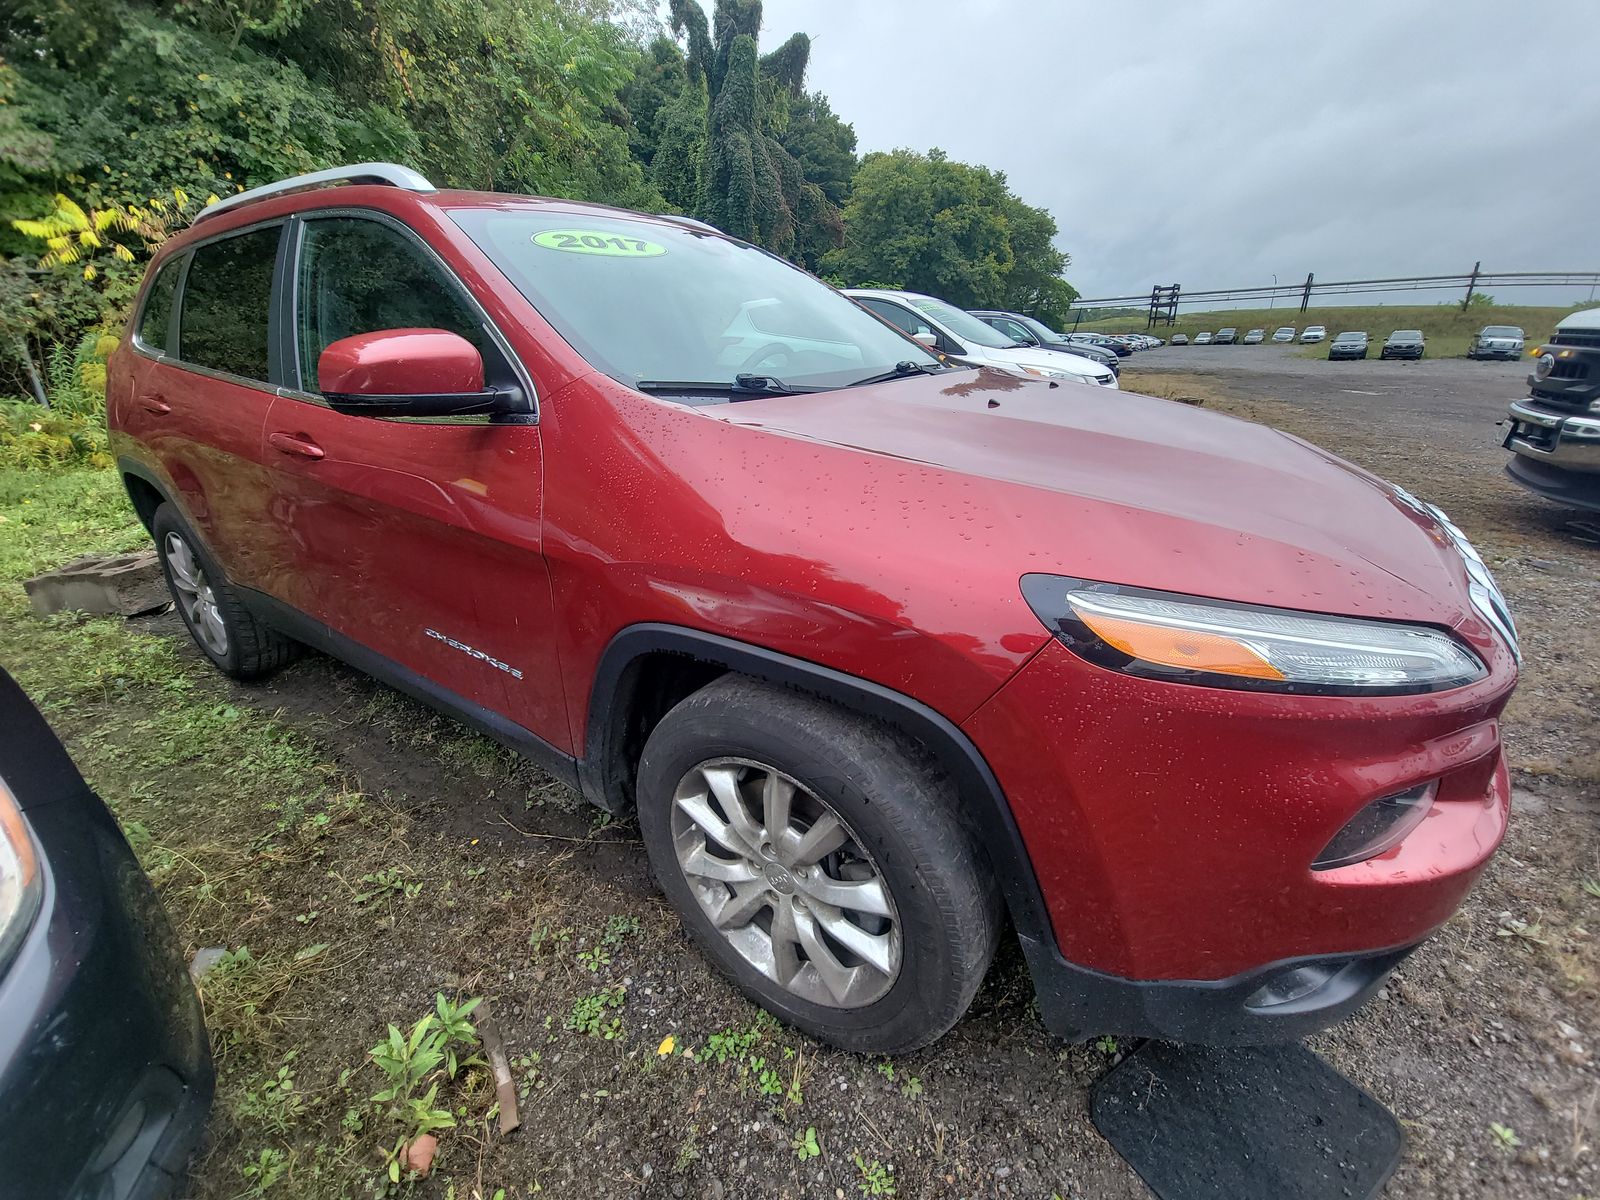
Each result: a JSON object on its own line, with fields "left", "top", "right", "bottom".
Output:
{"left": 763, "top": 862, "right": 797, "bottom": 894}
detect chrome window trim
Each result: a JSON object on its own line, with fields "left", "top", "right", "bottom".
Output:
{"left": 284, "top": 207, "right": 538, "bottom": 425}
{"left": 126, "top": 208, "right": 538, "bottom": 426}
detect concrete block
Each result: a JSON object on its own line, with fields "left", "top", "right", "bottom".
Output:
{"left": 23, "top": 550, "right": 168, "bottom": 617}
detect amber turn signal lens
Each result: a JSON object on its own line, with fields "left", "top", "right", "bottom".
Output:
{"left": 1072, "top": 609, "right": 1287, "bottom": 681}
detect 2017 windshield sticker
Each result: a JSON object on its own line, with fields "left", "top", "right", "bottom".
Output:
{"left": 532, "top": 229, "right": 666, "bottom": 257}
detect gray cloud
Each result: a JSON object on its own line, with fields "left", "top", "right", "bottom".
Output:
{"left": 755, "top": 0, "right": 1600, "bottom": 307}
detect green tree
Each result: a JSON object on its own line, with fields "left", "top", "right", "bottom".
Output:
{"left": 626, "top": 36, "right": 691, "bottom": 168}
{"left": 996, "top": 196, "right": 1079, "bottom": 326}
{"left": 781, "top": 91, "right": 857, "bottom": 206}
{"left": 825, "top": 148, "right": 1075, "bottom": 322}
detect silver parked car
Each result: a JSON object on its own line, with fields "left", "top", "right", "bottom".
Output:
{"left": 1469, "top": 325, "right": 1525, "bottom": 360}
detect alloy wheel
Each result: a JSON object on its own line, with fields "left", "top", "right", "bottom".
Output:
{"left": 670, "top": 757, "right": 902, "bottom": 1008}
{"left": 163, "top": 532, "right": 229, "bottom": 657}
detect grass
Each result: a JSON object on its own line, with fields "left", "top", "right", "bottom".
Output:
{"left": 1073, "top": 302, "right": 1579, "bottom": 360}
{"left": 0, "top": 464, "right": 512, "bottom": 1196}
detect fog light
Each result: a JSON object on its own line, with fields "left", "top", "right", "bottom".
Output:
{"left": 1245, "top": 963, "right": 1337, "bottom": 1009}
{"left": 1312, "top": 781, "right": 1436, "bottom": 871}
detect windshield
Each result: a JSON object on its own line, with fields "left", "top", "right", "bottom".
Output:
{"left": 1335, "top": 332, "right": 1364, "bottom": 342}
{"left": 447, "top": 208, "right": 940, "bottom": 390}
{"left": 907, "top": 296, "right": 1017, "bottom": 349}
{"left": 1016, "top": 314, "right": 1065, "bottom": 343}
{"left": 1483, "top": 326, "right": 1522, "bottom": 337}
{"left": 1391, "top": 330, "right": 1422, "bottom": 339}
{"left": 1275, "top": 327, "right": 1294, "bottom": 334}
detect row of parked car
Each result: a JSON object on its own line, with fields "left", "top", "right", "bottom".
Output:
{"left": 841, "top": 290, "right": 1123, "bottom": 387}
{"left": 1168, "top": 323, "right": 1530, "bottom": 363}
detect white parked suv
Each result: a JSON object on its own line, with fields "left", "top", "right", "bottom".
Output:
{"left": 845, "top": 289, "right": 1118, "bottom": 388}
{"left": 1299, "top": 325, "right": 1327, "bottom": 344}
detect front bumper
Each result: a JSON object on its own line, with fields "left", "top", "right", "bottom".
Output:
{"left": 1473, "top": 344, "right": 1523, "bottom": 358}
{"left": 964, "top": 635, "right": 1515, "bottom": 1042}
{"left": 1503, "top": 398, "right": 1600, "bottom": 473}
{"left": 1329, "top": 348, "right": 1367, "bottom": 358}
{"left": 1021, "top": 935, "right": 1419, "bottom": 1044}
{"left": 0, "top": 780, "right": 212, "bottom": 1198}
{"left": 1382, "top": 346, "right": 1423, "bottom": 358}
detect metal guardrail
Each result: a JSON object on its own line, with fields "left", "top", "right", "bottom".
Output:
{"left": 1071, "top": 265, "right": 1600, "bottom": 328}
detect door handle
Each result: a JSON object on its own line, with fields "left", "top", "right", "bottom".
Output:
{"left": 268, "top": 432, "right": 325, "bottom": 461}
{"left": 139, "top": 396, "right": 171, "bottom": 415}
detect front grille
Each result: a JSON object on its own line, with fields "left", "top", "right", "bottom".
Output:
{"left": 1530, "top": 383, "right": 1594, "bottom": 409}
{"left": 1550, "top": 358, "right": 1589, "bottom": 381}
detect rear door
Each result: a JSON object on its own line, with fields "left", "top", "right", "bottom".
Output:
{"left": 258, "top": 212, "right": 567, "bottom": 748}
{"left": 120, "top": 223, "right": 287, "bottom": 587}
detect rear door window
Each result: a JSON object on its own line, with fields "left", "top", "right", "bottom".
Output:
{"left": 178, "top": 226, "right": 281, "bottom": 382}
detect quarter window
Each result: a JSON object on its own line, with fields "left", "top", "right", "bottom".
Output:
{"left": 295, "top": 217, "right": 492, "bottom": 393}
{"left": 135, "top": 257, "right": 180, "bottom": 352}
{"left": 179, "top": 226, "right": 281, "bottom": 382}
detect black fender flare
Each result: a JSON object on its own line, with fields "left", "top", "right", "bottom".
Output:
{"left": 578, "top": 623, "right": 1057, "bottom": 952}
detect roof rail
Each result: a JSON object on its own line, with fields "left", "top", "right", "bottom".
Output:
{"left": 191, "top": 163, "right": 437, "bottom": 226}
{"left": 654, "top": 213, "right": 723, "bottom": 236}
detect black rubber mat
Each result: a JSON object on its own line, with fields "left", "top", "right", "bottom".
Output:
{"left": 1090, "top": 1041, "right": 1403, "bottom": 1200}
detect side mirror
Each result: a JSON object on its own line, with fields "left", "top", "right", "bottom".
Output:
{"left": 912, "top": 329, "right": 939, "bottom": 349}
{"left": 318, "top": 328, "right": 522, "bottom": 418}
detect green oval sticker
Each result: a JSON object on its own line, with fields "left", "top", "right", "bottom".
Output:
{"left": 532, "top": 229, "right": 667, "bottom": 257}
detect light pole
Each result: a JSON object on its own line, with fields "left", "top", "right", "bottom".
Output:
{"left": 1269, "top": 274, "right": 1277, "bottom": 310}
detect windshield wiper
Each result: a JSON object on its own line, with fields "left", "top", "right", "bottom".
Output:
{"left": 844, "top": 360, "right": 946, "bottom": 389}
{"left": 635, "top": 374, "right": 808, "bottom": 397}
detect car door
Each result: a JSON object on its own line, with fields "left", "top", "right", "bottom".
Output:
{"left": 258, "top": 212, "right": 568, "bottom": 750}
{"left": 118, "top": 224, "right": 287, "bottom": 589}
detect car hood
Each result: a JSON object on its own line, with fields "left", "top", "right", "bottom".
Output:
{"left": 974, "top": 343, "right": 1104, "bottom": 379}
{"left": 1555, "top": 307, "right": 1600, "bottom": 333}
{"left": 701, "top": 368, "right": 1475, "bottom": 626}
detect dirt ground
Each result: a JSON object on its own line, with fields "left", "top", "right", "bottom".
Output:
{"left": 8, "top": 351, "right": 1599, "bottom": 1200}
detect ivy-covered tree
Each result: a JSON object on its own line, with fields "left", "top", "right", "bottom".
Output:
{"left": 667, "top": 0, "right": 841, "bottom": 266}
{"left": 702, "top": 33, "right": 761, "bottom": 242}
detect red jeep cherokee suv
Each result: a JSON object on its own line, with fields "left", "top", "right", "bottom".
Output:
{"left": 106, "top": 164, "right": 1519, "bottom": 1053}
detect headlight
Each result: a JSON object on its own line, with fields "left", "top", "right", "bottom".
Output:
{"left": 1020, "top": 576, "right": 1485, "bottom": 694}
{"left": 1389, "top": 489, "right": 1520, "bottom": 661}
{"left": 0, "top": 777, "right": 42, "bottom": 968}
{"left": 1020, "top": 365, "right": 1070, "bottom": 380}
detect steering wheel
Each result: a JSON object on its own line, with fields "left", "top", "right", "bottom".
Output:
{"left": 738, "top": 342, "right": 792, "bottom": 374}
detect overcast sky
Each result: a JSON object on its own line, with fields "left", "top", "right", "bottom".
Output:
{"left": 746, "top": 0, "right": 1600, "bottom": 309}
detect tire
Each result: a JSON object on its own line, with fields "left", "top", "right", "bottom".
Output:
{"left": 636, "top": 675, "right": 1002, "bottom": 1054}
{"left": 152, "top": 503, "right": 296, "bottom": 680}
